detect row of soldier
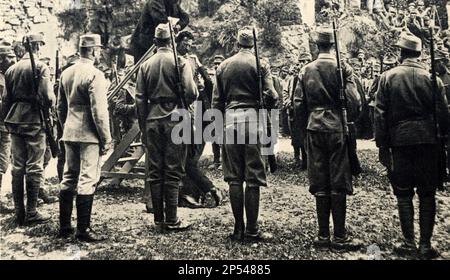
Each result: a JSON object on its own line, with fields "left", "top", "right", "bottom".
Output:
{"left": 0, "top": 22, "right": 447, "bottom": 259}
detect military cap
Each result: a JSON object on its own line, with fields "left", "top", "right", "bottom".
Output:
{"left": 176, "top": 30, "right": 194, "bottom": 43}
{"left": 214, "top": 55, "right": 225, "bottom": 64}
{"left": 408, "top": 2, "right": 416, "bottom": 7}
{"left": 155, "top": 23, "right": 170, "bottom": 39}
{"left": 298, "top": 52, "right": 312, "bottom": 62}
{"left": 315, "top": 28, "right": 334, "bottom": 45}
{"left": 0, "top": 46, "right": 16, "bottom": 57}
{"left": 237, "top": 28, "right": 253, "bottom": 48}
{"left": 66, "top": 52, "right": 80, "bottom": 66}
{"left": 394, "top": 33, "right": 422, "bottom": 52}
{"left": 435, "top": 48, "right": 449, "bottom": 60}
{"left": 79, "top": 34, "right": 102, "bottom": 48}
{"left": 383, "top": 56, "right": 397, "bottom": 65}
{"left": 24, "top": 33, "right": 45, "bottom": 45}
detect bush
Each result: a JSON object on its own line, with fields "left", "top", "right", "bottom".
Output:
{"left": 255, "top": 0, "right": 301, "bottom": 48}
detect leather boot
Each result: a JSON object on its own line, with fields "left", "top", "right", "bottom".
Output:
{"left": 418, "top": 196, "right": 439, "bottom": 260}
{"left": 58, "top": 190, "right": 74, "bottom": 238}
{"left": 150, "top": 183, "right": 164, "bottom": 225}
{"left": 0, "top": 174, "right": 14, "bottom": 214}
{"left": 209, "top": 187, "right": 222, "bottom": 207}
{"left": 75, "top": 194, "right": 106, "bottom": 242}
{"left": 268, "top": 155, "right": 278, "bottom": 173}
{"left": 11, "top": 176, "right": 25, "bottom": 226}
{"left": 330, "top": 194, "right": 362, "bottom": 251}
{"left": 393, "top": 196, "right": 417, "bottom": 256}
{"left": 38, "top": 187, "right": 58, "bottom": 204}
{"left": 165, "top": 184, "right": 191, "bottom": 231}
{"left": 228, "top": 184, "right": 245, "bottom": 241}
{"left": 314, "top": 195, "right": 331, "bottom": 248}
{"left": 245, "top": 186, "right": 268, "bottom": 242}
{"left": 25, "top": 181, "right": 50, "bottom": 225}
{"left": 300, "top": 147, "right": 307, "bottom": 171}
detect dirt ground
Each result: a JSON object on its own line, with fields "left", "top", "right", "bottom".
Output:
{"left": 0, "top": 140, "right": 449, "bottom": 260}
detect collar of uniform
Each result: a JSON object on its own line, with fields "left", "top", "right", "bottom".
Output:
{"left": 78, "top": 57, "right": 95, "bottom": 65}
{"left": 401, "top": 58, "right": 426, "bottom": 69}
{"left": 158, "top": 47, "right": 173, "bottom": 53}
{"left": 239, "top": 49, "right": 254, "bottom": 55}
{"left": 317, "top": 53, "right": 335, "bottom": 60}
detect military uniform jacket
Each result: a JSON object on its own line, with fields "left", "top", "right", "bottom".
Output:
{"left": 294, "top": 53, "right": 361, "bottom": 133}
{"left": 57, "top": 58, "right": 111, "bottom": 146}
{"left": 131, "top": 0, "right": 189, "bottom": 53}
{"left": 375, "top": 58, "right": 449, "bottom": 147}
{"left": 212, "top": 49, "right": 277, "bottom": 118}
{"left": 3, "top": 53, "right": 55, "bottom": 136}
{"left": 135, "top": 47, "right": 198, "bottom": 126}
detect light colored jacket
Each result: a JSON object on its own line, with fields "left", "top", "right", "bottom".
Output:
{"left": 57, "top": 58, "right": 111, "bottom": 146}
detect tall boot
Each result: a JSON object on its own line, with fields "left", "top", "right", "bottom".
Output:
{"left": 393, "top": 196, "right": 417, "bottom": 256}
{"left": 245, "top": 186, "right": 267, "bottom": 242}
{"left": 268, "top": 155, "right": 278, "bottom": 173}
{"left": 229, "top": 183, "right": 245, "bottom": 241}
{"left": 11, "top": 176, "right": 25, "bottom": 226}
{"left": 58, "top": 190, "right": 74, "bottom": 238}
{"left": 314, "top": 195, "right": 331, "bottom": 248}
{"left": 0, "top": 174, "right": 14, "bottom": 214}
{"left": 293, "top": 147, "right": 300, "bottom": 163}
{"left": 300, "top": 147, "right": 307, "bottom": 170}
{"left": 165, "top": 184, "right": 191, "bottom": 231}
{"left": 331, "top": 194, "right": 361, "bottom": 251}
{"left": 25, "top": 181, "right": 50, "bottom": 225}
{"left": 418, "top": 195, "right": 439, "bottom": 259}
{"left": 75, "top": 194, "right": 105, "bottom": 242}
{"left": 150, "top": 182, "right": 164, "bottom": 226}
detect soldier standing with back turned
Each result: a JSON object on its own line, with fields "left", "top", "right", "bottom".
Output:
{"left": 375, "top": 33, "right": 449, "bottom": 259}
{"left": 57, "top": 34, "right": 111, "bottom": 242}
{"left": 2, "top": 34, "right": 55, "bottom": 226}
{"left": 294, "top": 28, "right": 362, "bottom": 251}
{"left": 212, "top": 28, "right": 278, "bottom": 242}
{"left": 135, "top": 23, "right": 198, "bottom": 231}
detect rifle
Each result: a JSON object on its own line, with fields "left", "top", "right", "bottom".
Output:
{"left": 23, "top": 37, "right": 59, "bottom": 158}
{"left": 168, "top": 20, "right": 188, "bottom": 109}
{"left": 429, "top": 27, "right": 447, "bottom": 190}
{"left": 253, "top": 27, "right": 264, "bottom": 109}
{"left": 107, "top": 44, "right": 156, "bottom": 102}
{"left": 332, "top": 19, "right": 360, "bottom": 176}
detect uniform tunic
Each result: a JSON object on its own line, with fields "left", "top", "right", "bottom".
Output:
{"left": 375, "top": 58, "right": 449, "bottom": 197}
{"left": 295, "top": 53, "right": 360, "bottom": 195}
{"left": 212, "top": 49, "right": 277, "bottom": 187}
{"left": 57, "top": 58, "right": 111, "bottom": 195}
{"left": 3, "top": 53, "right": 55, "bottom": 185}
{"left": 135, "top": 46, "right": 197, "bottom": 224}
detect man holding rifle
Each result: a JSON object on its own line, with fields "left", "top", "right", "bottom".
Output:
{"left": 375, "top": 32, "right": 449, "bottom": 259}
{"left": 2, "top": 34, "right": 55, "bottom": 226}
{"left": 212, "top": 28, "right": 278, "bottom": 242}
{"left": 135, "top": 23, "right": 197, "bottom": 232}
{"left": 294, "top": 28, "right": 361, "bottom": 251}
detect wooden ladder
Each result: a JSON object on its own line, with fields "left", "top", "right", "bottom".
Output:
{"left": 100, "top": 122, "right": 147, "bottom": 185}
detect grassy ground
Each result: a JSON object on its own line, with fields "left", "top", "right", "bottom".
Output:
{"left": 0, "top": 150, "right": 449, "bottom": 260}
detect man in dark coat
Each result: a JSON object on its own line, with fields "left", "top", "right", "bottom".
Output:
{"left": 130, "top": 0, "right": 189, "bottom": 63}
{"left": 375, "top": 33, "right": 449, "bottom": 259}
{"left": 135, "top": 23, "right": 197, "bottom": 231}
{"left": 212, "top": 28, "right": 278, "bottom": 242}
{"left": 294, "top": 28, "right": 362, "bottom": 251}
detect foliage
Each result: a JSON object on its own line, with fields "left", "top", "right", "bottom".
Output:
{"left": 254, "top": 0, "right": 302, "bottom": 48}
{"left": 56, "top": 8, "right": 89, "bottom": 40}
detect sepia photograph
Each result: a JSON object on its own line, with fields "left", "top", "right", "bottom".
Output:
{"left": 0, "top": 0, "right": 449, "bottom": 264}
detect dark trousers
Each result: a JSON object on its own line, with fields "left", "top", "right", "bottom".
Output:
{"left": 145, "top": 117, "right": 188, "bottom": 224}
